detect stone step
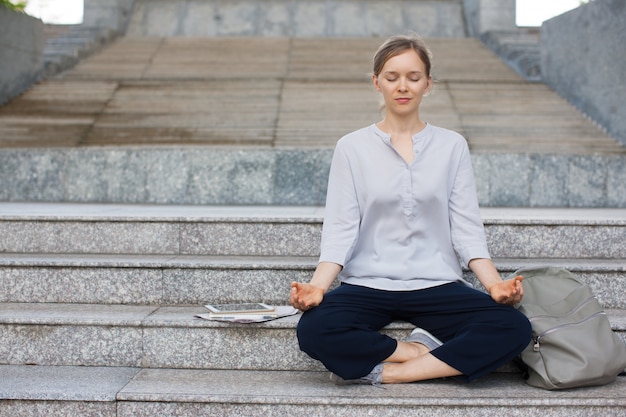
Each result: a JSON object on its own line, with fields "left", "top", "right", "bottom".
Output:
{"left": 1, "top": 365, "right": 625, "bottom": 417}
{"left": 0, "top": 254, "right": 315, "bottom": 306}
{"left": 0, "top": 203, "right": 625, "bottom": 258}
{"left": 1, "top": 254, "right": 625, "bottom": 308}
{"left": 1, "top": 302, "right": 625, "bottom": 370}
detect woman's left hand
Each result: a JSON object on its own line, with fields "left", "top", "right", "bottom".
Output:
{"left": 488, "top": 275, "right": 524, "bottom": 306}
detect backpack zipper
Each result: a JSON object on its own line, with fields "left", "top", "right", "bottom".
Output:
{"left": 531, "top": 310, "right": 607, "bottom": 352}
{"left": 528, "top": 295, "right": 595, "bottom": 321}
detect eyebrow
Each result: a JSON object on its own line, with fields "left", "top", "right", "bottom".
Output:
{"left": 382, "top": 70, "right": 424, "bottom": 76}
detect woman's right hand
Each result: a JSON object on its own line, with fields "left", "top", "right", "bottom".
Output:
{"left": 290, "top": 282, "right": 324, "bottom": 311}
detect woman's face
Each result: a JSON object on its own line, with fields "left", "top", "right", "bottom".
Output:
{"left": 373, "top": 49, "right": 432, "bottom": 117}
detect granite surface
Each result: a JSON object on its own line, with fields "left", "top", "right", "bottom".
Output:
{"left": 115, "top": 369, "right": 626, "bottom": 416}
{"left": 118, "top": 368, "right": 626, "bottom": 404}
{"left": 3, "top": 366, "right": 624, "bottom": 416}
{"left": 0, "top": 253, "right": 315, "bottom": 305}
{"left": 179, "top": 221, "right": 321, "bottom": 257}
{"left": 140, "top": 306, "right": 321, "bottom": 370}
{"left": 0, "top": 204, "right": 624, "bottom": 258}
{"left": 1, "top": 149, "right": 625, "bottom": 207}
{"left": 0, "top": 302, "right": 156, "bottom": 326}
{"left": 0, "top": 202, "right": 325, "bottom": 220}
{"left": 117, "top": 402, "right": 626, "bottom": 417}
{"left": 0, "top": 303, "right": 154, "bottom": 367}
{"left": 608, "top": 156, "right": 626, "bottom": 207}
{"left": 1, "top": 324, "right": 142, "bottom": 367}
{"left": 0, "top": 365, "right": 139, "bottom": 401}
{"left": 485, "top": 224, "right": 626, "bottom": 258}
{"left": 0, "top": 265, "right": 164, "bottom": 304}
{"left": 0, "top": 219, "right": 180, "bottom": 254}
{"left": 1, "top": 253, "right": 624, "bottom": 306}
{"left": 0, "top": 204, "right": 623, "bottom": 309}
{"left": 161, "top": 267, "right": 311, "bottom": 305}
{"left": 1, "top": 303, "right": 624, "bottom": 370}
{"left": 0, "top": 400, "right": 115, "bottom": 417}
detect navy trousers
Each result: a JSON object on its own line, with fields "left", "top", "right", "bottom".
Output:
{"left": 297, "top": 282, "right": 532, "bottom": 381}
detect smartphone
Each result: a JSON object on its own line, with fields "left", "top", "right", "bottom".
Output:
{"left": 205, "top": 302, "right": 275, "bottom": 314}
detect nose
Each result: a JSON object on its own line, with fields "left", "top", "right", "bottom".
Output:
{"left": 398, "top": 77, "right": 408, "bottom": 92}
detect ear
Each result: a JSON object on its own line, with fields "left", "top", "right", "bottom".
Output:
{"left": 372, "top": 74, "right": 381, "bottom": 92}
{"left": 424, "top": 76, "right": 433, "bottom": 95}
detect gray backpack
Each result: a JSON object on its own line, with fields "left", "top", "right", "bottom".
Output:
{"left": 512, "top": 266, "right": 626, "bottom": 390}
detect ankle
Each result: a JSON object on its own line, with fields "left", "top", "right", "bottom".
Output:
{"left": 381, "top": 362, "right": 408, "bottom": 384}
{"left": 407, "top": 341, "right": 430, "bottom": 357}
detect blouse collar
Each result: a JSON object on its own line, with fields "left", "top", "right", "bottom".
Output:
{"left": 371, "top": 123, "right": 432, "bottom": 150}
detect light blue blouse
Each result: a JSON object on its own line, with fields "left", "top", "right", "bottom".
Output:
{"left": 319, "top": 123, "right": 491, "bottom": 291}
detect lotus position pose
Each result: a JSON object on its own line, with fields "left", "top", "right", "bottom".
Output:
{"left": 289, "top": 34, "right": 531, "bottom": 385}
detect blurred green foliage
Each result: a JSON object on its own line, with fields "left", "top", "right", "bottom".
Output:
{"left": 1, "top": 0, "right": 27, "bottom": 12}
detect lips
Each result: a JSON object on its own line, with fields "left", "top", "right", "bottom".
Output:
{"left": 395, "top": 98, "right": 411, "bottom": 104}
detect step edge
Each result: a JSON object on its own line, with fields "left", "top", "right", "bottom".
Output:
{"left": 0, "top": 254, "right": 624, "bottom": 271}
{"left": 1, "top": 203, "right": 625, "bottom": 225}
{"left": 2, "top": 366, "right": 625, "bottom": 406}
{"left": 1, "top": 303, "right": 624, "bottom": 330}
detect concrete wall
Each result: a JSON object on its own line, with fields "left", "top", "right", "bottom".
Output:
{"left": 541, "top": 0, "right": 626, "bottom": 146}
{"left": 463, "top": 0, "right": 516, "bottom": 36}
{"left": 0, "top": 8, "right": 44, "bottom": 105}
{"left": 125, "top": 0, "right": 466, "bottom": 37}
{"left": 83, "top": 0, "right": 135, "bottom": 32}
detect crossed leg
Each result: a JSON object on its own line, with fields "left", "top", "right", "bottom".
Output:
{"left": 297, "top": 282, "right": 530, "bottom": 384}
{"left": 381, "top": 340, "right": 462, "bottom": 384}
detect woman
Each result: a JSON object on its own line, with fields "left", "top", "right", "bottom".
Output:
{"left": 290, "top": 34, "right": 531, "bottom": 385}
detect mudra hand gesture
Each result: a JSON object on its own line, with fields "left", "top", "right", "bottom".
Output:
{"left": 290, "top": 282, "right": 324, "bottom": 311}
{"left": 488, "top": 275, "right": 524, "bottom": 306}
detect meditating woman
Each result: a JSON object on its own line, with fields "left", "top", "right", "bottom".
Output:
{"left": 290, "top": 34, "right": 531, "bottom": 385}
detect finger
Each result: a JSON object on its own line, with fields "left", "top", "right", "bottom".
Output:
{"left": 500, "top": 282, "right": 515, "bottom": 298}
{"left": 504, "top": 293, "right": 518, "bottom": 305}
{"left": 291, "top": 295, "right": 303, "bottom": 309}
{"left": 292, "top": 292, "right": 302, "bottom": 306}
{"left": 290, "top": 284, "right": 300, "bottom": 304}
{"left": 289, "top": 293, "right": 298, "bottom": 308}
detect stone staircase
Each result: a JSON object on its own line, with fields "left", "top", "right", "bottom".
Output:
{"left": 41, "top": 23, "right": 119, "bottom": 80}
{"left": 0, "top": 203, "right": 625, "bottom": 415}
{"left": 480, "top": 28, "right": 542, "bottom": 82}
{"left": 1, "top": 37, "right": 625, "bottom": 207}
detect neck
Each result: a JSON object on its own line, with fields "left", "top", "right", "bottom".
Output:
{"left": 377, "top": 115, "right": 426, "bottom": 137}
